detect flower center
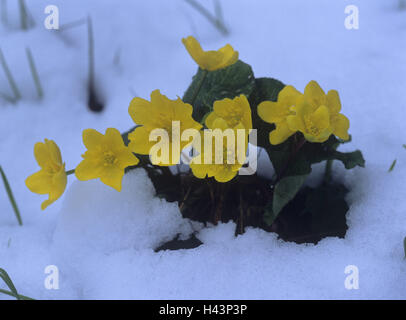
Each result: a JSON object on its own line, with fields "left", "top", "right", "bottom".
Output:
{"left": 103, "top": 151, "right": 117, "bottom": 166}
{"left": 304, "top": 115, "right": 320, "bottom": 136}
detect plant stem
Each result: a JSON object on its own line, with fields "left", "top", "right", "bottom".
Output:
{"left": 0, "top": 48, "right": 21, "bottom": 101}
{"left": 190, "top": 69, "right": 208, "bottom": 106}
{"left": 26, "top": 48, "right": 43, "bottom": 99}
{"left": 65, "top": 169, "right": 75, "bottom": 176}
{"left": 0, "top": 166, "right": 22, "bottom": 226}
{"left": 184, "top": 0, "right": 229, "bottom": 35}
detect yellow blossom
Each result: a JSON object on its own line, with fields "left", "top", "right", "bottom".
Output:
{"left": 128, "top": 89, "right": 202, "bottom": 166}
{"left": 287, "top": 81, "right": 349, "bottom": 142}
{"left": 25, "top": 139, "right": 67, "bottom": 210}
{"left": 257, "top": 85, "right": 302, "bottom": 145}
{"left": 190, "top": 118, "right": 247, "bottom": 183}
{"left": 75, "top": 128, "right": 139, "bottom": 192}
{"left": 182, "top": 35, "right": 238, "bottom": 71}
{"left": 205, "top": 94, "right": 252, "bottom": 130}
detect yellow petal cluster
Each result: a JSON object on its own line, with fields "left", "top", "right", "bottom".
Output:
{"left": 258, "top": 81, "right": 350, "bottom": 144}
{"left": 190, "top": 119, "right": 248, "bottom": 183}
{"left": 75, "top": 128, "right": 139, "bottom": 191}
{"left": 190, "top": 95, "right": 251, "bottom": 183}
{"left": 127, "top": 89, "right": 202, "bottom": 166}
{"left": 25, "top": 139, "right": 67, "bottom": 210}
{"left": 182, "top": 36, "right": 238, "bottom": 71}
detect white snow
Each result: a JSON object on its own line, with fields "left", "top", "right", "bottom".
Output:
{"left": 0, "top": 0, "right": 406, "bottom": 299}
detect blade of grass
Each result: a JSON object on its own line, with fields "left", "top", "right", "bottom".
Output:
{"left": 0, "top": 268, "right": 19, "bottom": 299}
{"left": 388, "top": 159, "right": 397, "bottom": 173}
{"left": 0, "top": 288, "right": 34, "bottom": 300}
{"left": 1, "top": 0, "right": 7, "bottom": 27}
{"left": 184, "top": 0, "right": 229, "bottom": 35}
{"left": 0, "top": 166, "right": 23, "bottom": 226}
{"left": 18, "top": 0, "right": 28, "bottom": 30}
{"left": 87, "top": 16, "right": 103, "bottom": 112}
{"left": 0, "top": 91, "right": 16, "bottom": 103}
{"left": 404, "top": 236, "right": 406, "bottom": 258}
{"left": 0, "top": 48, "right": 21, "bottom": 101}
{"left": 26, "top": 47, "right": 43, "bottom": 99}
{"left": 0, "top": 268, "right": 34, "bottom": 300}
{"left": 59, "top": 18, "right": 87, "bottom": 31}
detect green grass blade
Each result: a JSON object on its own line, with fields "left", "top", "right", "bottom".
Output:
{"left": 0, "top": 289, "right": 34, "bottom": 300}
{"left": 26, "top": 47, "right": 43, "bottom": 99}
{"left": 184, "top": 0, "right": 229, "bottom": 35}
{"left": 0, "top": 165, "right": 23, "bottom": 226}
{"left": 388, "top": 159, "right": 397, "bottom": 173}
{"left": 1, "top": 0, "right": 7, "bottom": 27}
{"left": 0, "top": 269, "right": 35, "bottom": 300}
{"left": 0, "top": 48, "right": 21, "bottom": 101}
{"left": 0, "top": 268, "right": 19, "bottom": 299}
{"left": 18, "top": 0, "right": 28, "bottom": 30}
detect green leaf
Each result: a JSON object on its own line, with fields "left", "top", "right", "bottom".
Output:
{"left": 183, "top": 60, "right": 255, "bottom": 122}
{"left": 263, "top": 202, "right": 278, "bottom": 226}
{"left": 272, "top": 174, "right": 308, "bottom": 217}
{"left": 330, "top": 150, "right": 365, "bottom": 169}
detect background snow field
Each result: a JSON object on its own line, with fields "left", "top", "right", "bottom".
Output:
{"left": 1, "top": 0, "right": 406, "bottom": 299}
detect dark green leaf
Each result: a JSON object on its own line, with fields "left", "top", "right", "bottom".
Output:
{"left": 272, "top": 174, "right": 308, "bottom": 216}
{"left": 183, "top": 60, "right": 255, "bottom": 122}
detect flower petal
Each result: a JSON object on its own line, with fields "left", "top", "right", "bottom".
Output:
{"left": 128, "top": 97, "right": 151, "bottom": 125}
{"left": 75, "top": 158, "right": 102, "bottom": 181}
{"left": 82, "top": 129, "right": 104, "bottom": 150}
{"left": 269, "top": 122, "right": 295, "bottom": 145}
{"left": 25, "top": 170, "right": 52, "bottom": 194}
{"left": 100, "top": 166, "right": 124, "bottom": 192}
{"left": 326, "top": 90, "right": 342, "bottom": 114}
{"left": 128, "top": 126, "right": 156, "bottom": 155}
{"left": 332, "top": 113, "right": 350, "bottom": 140}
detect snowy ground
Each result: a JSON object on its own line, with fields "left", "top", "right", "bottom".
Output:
{"left": 0, "top": 0, "right": 406, "bottom": 299}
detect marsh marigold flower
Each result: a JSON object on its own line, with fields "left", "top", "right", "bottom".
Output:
{"left": 257, "top": 85, "right": 302, "bottom": 145}
{"left": 75, "top": 128, "right": 139, "bottom": 192}
{"left": 190, "top": 118, "right": 248, "bottom": 183}
{"left": 205, "top": 95, "right": 252, "bottom": 130}
{"left": 182, "top": 35, "right": 238, "bottom": 71}
{"left": 287, "top": 81, "right": 350, "bottom": 143}
{"left": 25, "top": 139, "right": 67, "bottom": 210}
{"left": 128, "top": 89, "right": 202, "bottom": 166}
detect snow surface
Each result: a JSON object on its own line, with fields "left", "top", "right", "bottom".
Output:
{"left": 0, "top": 0, "right": 406, "bottom": 299}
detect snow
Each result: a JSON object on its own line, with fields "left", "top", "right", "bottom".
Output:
{"left": 1, "top": 0, "right": 406, "bottom": 299}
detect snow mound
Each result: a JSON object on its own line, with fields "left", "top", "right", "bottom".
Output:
{"left": 52, "top": 169, "right": 193, "bottom": 258}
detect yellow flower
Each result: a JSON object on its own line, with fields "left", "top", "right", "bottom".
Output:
{"left": 190, "top": 118, "right": 247, "bottom": 183}
{"left": 128, "top": 89, "right": 202, "bottom": 166}
{"left": 75, "top": 128, "right": 139, "bottom": 192}
{"left": 182, "top": 35, "right": 238, "bottom": 71}
{"left": 25, "top": 139, "right": 67, "bottom": 210}
{"left": 287, "top": 81, "right": 349, "bottom": 142}
{"left": 257, "top": 85, "right": 302, "bottom": 145}
{"left": 287, "top": 96, "right": 332, "bottom": 143}
{"left": 205, "top": 95, "right": 252, "bottom": 130}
